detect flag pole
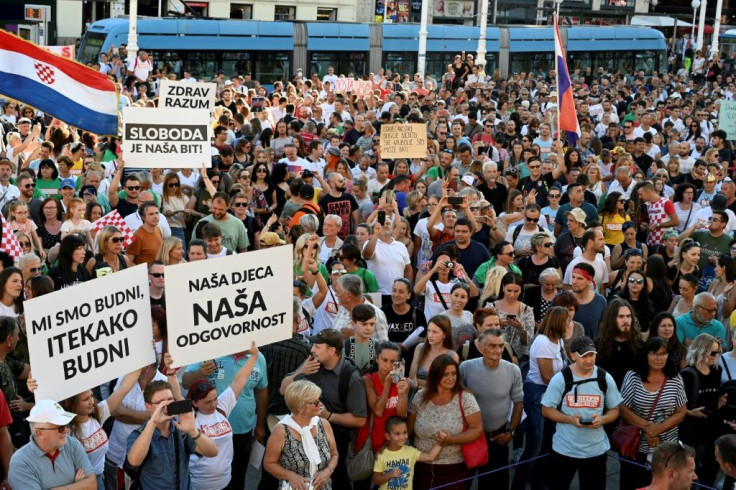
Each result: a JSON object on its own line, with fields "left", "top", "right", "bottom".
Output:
{"left": 555, "top": 13, "right": 562, "bottom": 150}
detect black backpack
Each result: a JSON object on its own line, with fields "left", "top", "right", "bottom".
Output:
{"left": 720, "top": 358, "right": 736, "bottom": 423}
{"left": 512, "top": 223, "right": 545, "bottom": 245}
{"left": 556, "top": 366, "right": 609, "bottom": 411}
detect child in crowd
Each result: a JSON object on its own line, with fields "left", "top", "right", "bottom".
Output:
{"left": 9, "top": 201, "right": 45, "bottom": 260}
{"left": 345, "top": 303, "right": 378, "bottom": 374}
{"left": 60, "top": 197, "right": 94, "bottom": 249}
{"left": 201, "top": 222, "right": 232, "bottom": 258}
{"left": 373, "top": 416, "right": 444, "bottom": 490}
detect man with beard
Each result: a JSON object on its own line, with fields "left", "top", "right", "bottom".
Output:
{"left": 568, "top": 262, "right": 607, "bottom": 339}
{"left": 477, "top": 162, "right": 507, "bottom": 214}
{"left": 646, "top": 442, "right": 698, "bottom": 490}
{"left": 194, "top": 192, "right": 250, "bottom": 252}
{"left": 318, "top": 173, "right": 359, "bottom": 240}
{"left": 564, "top": 229, "right": 608, "bottom": 294}
{"left": 519, "top": 157, "right": 566, "bottom": 207}
{"left": 675, "top": 292, "right": 726, "bottom": 347}
{"left": 593, "top": 298, "right": 643, "bottom": 387}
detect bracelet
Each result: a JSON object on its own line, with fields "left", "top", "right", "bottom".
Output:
{"left": 327, "top": 412, "right": 333, "bottom": 421}
{"left": 191, "top": 429, "right": 202, "bottom": 440}
{"left": 326, "top": 467, "right": 334, "bottom": 474}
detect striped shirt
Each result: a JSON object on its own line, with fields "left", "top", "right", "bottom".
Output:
{"left": 620, "top": 370, "right": 687, "bottom": 454}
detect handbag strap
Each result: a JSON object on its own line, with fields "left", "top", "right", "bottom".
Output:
{"left": 431, "top": 279, "right": 450, "bottom": 310}
{"left": 646, "top": 377, "right": 668, "bottom": 422}
{"left": 457, "top": 390, "right": 467, "bottom": 430}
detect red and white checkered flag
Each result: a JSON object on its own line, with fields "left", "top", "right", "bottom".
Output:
{"left": 0, "top": 214, "right": 23, "bottom": 262}
{"left": 93, "top": 210, "right": 135, "bottom": 247}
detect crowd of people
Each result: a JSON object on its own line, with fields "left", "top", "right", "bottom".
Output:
{"left": 1, "top": 41, "right": 736, "bottom": 490}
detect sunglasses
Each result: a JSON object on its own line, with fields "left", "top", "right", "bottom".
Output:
{"left": 211, "top": 180, "right": 220, "bottom": 185}
{"left": 331, "top": 269, "right": 347, "bottom": 275}
{"left": 233, "top": 202, "right": 247, "bottom": 207}
{"left": 19, "top": 241, "right": 30, "bottom": 247}
{"left": 548, "top": 194, "right": 560, "bottom": 198}
{"left": 110, "top": 237, "right": 125, "bottom": 243}
{"left": 126, "top": 186, "right": 141, "bottom": 191}
{"left": 239, "top": 175, "right": 251, "bottom": 180}
{"left": 306, "top": 399, "right": 321, "bottom": 406}
{"left": 501, "top": 251, "right": 515, "bottom": 257}
{"left": 526, "top": 217, "right": 539, "bottom": 222}
{"left": 23, "top": 183, "right": 35, "bottom": 189}
{"left": 36, "top": 426, "right": 68, "bottom": 433}
{"left": 150, "top": 272, "right": 164, "bottom": 278}
{"left": 255, "top": 168, "right": 268, "bottom": 173}
{"left": 711, "top": 350, "right": 722, "bottom": 356}
{"left": 628, "top": 277, "right": 644, "bottom": 284}
{"left": 168, "top": 182, "right": 180, "bottom": 188}
{"left": 542, "top": 243, "right": 554, "bottom": 248}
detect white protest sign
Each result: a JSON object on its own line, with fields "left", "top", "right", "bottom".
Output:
{"left": 165, "top": 246, "right": 293, "bottom": 367}
{"left": 588, "top": 103, "right": 603, "bottom": 118}
{"left": 122, "top": 107, "right": 211, "bottom": 168}
{"left": 25, "top": 264, "right": 155, "bottom": 402}
{"left": 159, "top": 79, "right": 216, "bottom": 111}
{"left": 334, "top": 77, "right": 355, "bottom": 93}
{"left": 354, "top": 80, "right": 373, "bottom": 98}
{"left": 719, "top": 100, "right": 736, "bottom": 140}
{"left": 380, "top": 123, "right": 428, "bottom": 159}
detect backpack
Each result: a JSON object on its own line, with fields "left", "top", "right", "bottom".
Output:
{"left": 720, "top": 357, "right": 736, "bottom": 423}
{"left": 556, "top": 365, "right": 609, "bottom": 411}
{"left": 338, "top": 356, "right": 359, "bottom": 402}
{"left": 297, "top": 203, "right": 325, "bottom": 235}
{"left": 512, "top": 223, "right": 545, "bottom": 245}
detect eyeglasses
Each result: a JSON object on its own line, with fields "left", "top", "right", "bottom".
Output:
{"left": 648, "top": 351, "right": 669, "bottom": 358}
{"left": 233, "top": 202, "right": 247, "bottom": 207}
{"left": 150, "top": 272, "right": 164, "bottom": 278}
{"left": 628, "top": 277, "right": 644, "bottom": 284}
{"left": 306, "top": 399, "right": 321, "bottom": 406}
{"left": 526, "top": 217, "right": 539, "bottom": 222}
{"left": 110, "top": 237, "right": 125, "bottom": 243}
{"left": 126, "top": 186, "right": 140, "bottom": 191}
{"left": 28, "top": 266, "right": 43, "bottom": 273}
{"left": 168, "top": 182, "right": 180, "bottom": 188}
{"left": 469, "top": 206, "right": 480, "bottom": 211}
{"left": 36, "top": 426, "right": 68, "bottom": 433}
{"left": 696, "top": 305, "right": 717, "bottom": 314}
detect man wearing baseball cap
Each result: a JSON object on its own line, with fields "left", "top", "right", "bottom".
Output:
{"left": 9, "top": 399, "right": 96, "bottom": 489}
{"left": 540, "top": 336, "right": 622, "bottom": 490}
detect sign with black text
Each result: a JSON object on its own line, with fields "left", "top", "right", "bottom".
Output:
{"left": 719, "top": 100, "right": 736, "bottom": 140}
{"left": 165, "top": 246, "right": 293, "bottom": 367}
{"left": 25, "top": 265, "right": 155, "bottom": 401}
{"left": 380, "top": 123, "right": 427, "bottom": 158}
{"left": 122, "top": 107, "right": 211, "bottom": 168}
{"left": 159, "top": 79, "right": 216, "bottom": 111}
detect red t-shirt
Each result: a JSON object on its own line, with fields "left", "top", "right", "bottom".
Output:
{"left": 354, "top": 372, "right": 401, "bottom": 453}
{"left": 0, "top": 390, "right": 13, "bottom": 427}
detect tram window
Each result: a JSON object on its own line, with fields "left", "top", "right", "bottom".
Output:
{"left": 78, "top": 32, "right": 105, "bottom": 65}
{"left": 634, "top": 51, "right": 655, "bottom": 74}
{"left": 223, "top": 52, "right": 252, "bottom": 78}
{"left": 510, "top": 53, "right": 554, "bottom": 78}
{"left": 310, "top": 53, "right": 367, "bottom": 78}
{"left": 255, "top": 53, "right": 289, "bottom": 84}
{"left": 384, "top": 53, "right": 417, "bottom": 77}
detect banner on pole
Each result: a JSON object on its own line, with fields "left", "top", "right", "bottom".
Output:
{"left": 25, "top": 264, "right": 155, "bottom": 401}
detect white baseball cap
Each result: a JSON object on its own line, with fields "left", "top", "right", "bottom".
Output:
{"left": 26, "top": 399, "right": 76, "bottom": 425}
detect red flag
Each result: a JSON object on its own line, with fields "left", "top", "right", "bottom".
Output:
{"left": 92, "top": 210, "right": 135, "bottom": 247}
{"left": 0, "top": 214, "right": 23, "bottom": 262}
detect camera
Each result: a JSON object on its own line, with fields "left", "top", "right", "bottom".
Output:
{"left": 445, "top": 261, "right": 454, "bottom": 269}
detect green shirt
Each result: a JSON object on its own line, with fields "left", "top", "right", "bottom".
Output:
{"left": 693, "top": 229, "right": 732, "bottom": 270}
{"left": 473, "top": 258, "right": 522, "bottom": 286}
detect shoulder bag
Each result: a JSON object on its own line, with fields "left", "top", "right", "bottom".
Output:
{"left": 458, "top": 390, "right": 489, "bottom": 469}
{"left": 610, "top": 376, "right": 666, "bottom": 459}
{"left": 346, "top": 413, "right": 375, "bottom": 481}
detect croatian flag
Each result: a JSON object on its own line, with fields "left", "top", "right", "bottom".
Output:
{"left": 554, "top": 16, "right": 581, "bottom": 145}
{"left": 0, "top": 30, "right": 118, "bottom": 135}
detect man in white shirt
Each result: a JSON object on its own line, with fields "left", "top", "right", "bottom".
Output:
{"left": 278, "top": 144, "right": 310, "bottom": 174}
{"left": 181, "top": 70, "right": 197, "bottom": 83}
{"left": 363, "top": 215, "right": 413, "bottom": 303}
{"left": 322, "top": 67, "right": 338, "bottom": 90}
{"left": 127, "top": 51, "right": 153, "bottom": 88}
{"left": 564, "top": 229, "right": 609, "bottom": 295}
{"left": 0, "top": 159, "right": 19, "bottom": 210}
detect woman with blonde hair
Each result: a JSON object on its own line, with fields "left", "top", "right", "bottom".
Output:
{"left": 156, "top": 236, "right": 186, "bottom": 265}
{"left": 393, "top": 216, "right": 414, "bottom": 257}
{"left": 264, "top": 379, "right": 338, "bottom": 490}
{"left": 161, "top": 171, "right": 189, "bottom": 250}
{"left": 293, "top": 233, "right": 328, "bottom": 284}
{"left": 478, "top": 265, "right": 511, "bottom": 307}
{"left": 585, "top": 163, "right": 606, "bottom": 199}
{"left": 86, "top": 225, "right": 131, "bottom": 277}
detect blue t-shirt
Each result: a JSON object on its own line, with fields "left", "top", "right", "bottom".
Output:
{"left": 675, "top": 312, "right": 726, "bottom": 347}
{"left": 572, "top": 293, "right": 608, "bottom": 339}
{"left": 185, "top": 353, "right": 268, "bottom": 433}
{"left": 541, "top": 366, "right": 622, "bottom": 458}
{"left": 554, "top": 202, "right": 600, "bottom": 234}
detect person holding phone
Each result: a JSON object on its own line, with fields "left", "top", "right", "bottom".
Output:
{"left": 126, "top": 379, "right": 218, "bottom": 490}
{"left": 540, "top": 336, "right": 622, "bottom": 490}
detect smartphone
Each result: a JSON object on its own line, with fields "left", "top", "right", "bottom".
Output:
{"left": 166, "top": 399, "right": 193, "bottom": 416}
{"left": 579, "top": 416, "right": 593, "bottom": 425}
{"left": 377, "top": 211, "right": 386, "bottom": 225}
{"left": 384, "top": 190, "right": 395, "bottom": 204}
{"left": 507, "top": 314, "right": 517, "bottom": 320}
{"left": 448, "top": 196, "right": 463, "bottom": 206}
{"left": 391, "top": 360, "right": 406, "bottom": 383}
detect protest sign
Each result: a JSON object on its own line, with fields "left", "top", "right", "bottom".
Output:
{"left": 588, "top": 103, "right": 603, "bottom": 118}
{"left": 380, "top": 123, "right": 427, "bottom": 159}
{"left": 719, "top": 100, "right": 736, "bottom": 140}
{"left": 334, "top": 78, "right": 355, "bottom": 93}
{"left": 25, "top": 264, "right": 155, "bottom": 401}
{"left": 122, "top": 107, "right": 211, "bottom": 168}
{"left": 165, "top": 246, "right": 293, "bottom": 367}
{"left": 159, "top": 79, "right": 216, "bottom": 111}
{"left": 354, "top": 80, "right": 373, "bottom": 98}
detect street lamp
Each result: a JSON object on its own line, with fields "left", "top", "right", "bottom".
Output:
{"left": 555, "top": 0, "right": 563, "bottom": 19}
{"left": 691, "top": 0, "right": 700, "bottom": 48}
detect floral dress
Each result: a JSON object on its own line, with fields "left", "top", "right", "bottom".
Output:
{"left": 278, "top": 420, "right": 332, "bottom": 489}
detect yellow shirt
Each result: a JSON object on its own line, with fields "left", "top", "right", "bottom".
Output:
{"left": 374, "top": 445, "right": 422, "bottom": 490}
{"left": 602, "top": 212, "right": 630, "bottom": 245}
